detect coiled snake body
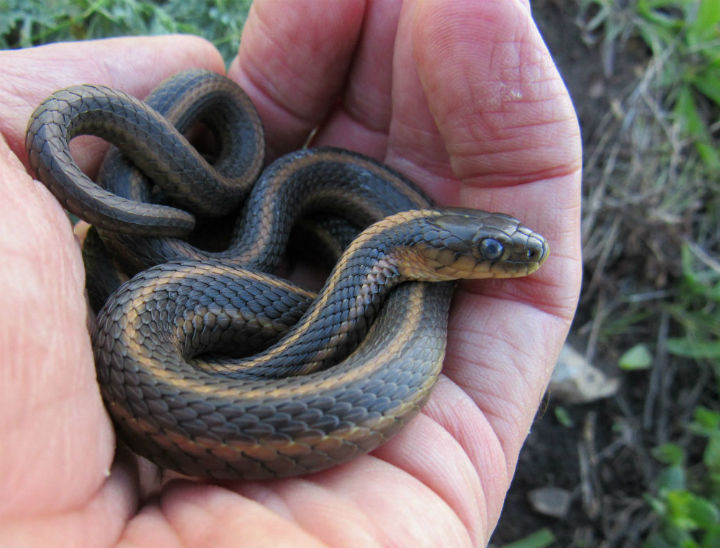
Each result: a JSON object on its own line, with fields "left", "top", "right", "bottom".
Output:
{"left": 26, "top": 69, "right": 549, "bottom": 479}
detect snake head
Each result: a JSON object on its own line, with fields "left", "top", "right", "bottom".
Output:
{"left": 396, "top": 208, "right": 550, "bottom": 281}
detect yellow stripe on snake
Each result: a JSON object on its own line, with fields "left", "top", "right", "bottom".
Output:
{"left": 25, "top": 69, "right": 548, "bottom": 479}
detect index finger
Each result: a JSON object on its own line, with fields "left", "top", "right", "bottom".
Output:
{"left": 227, "top": 0, "right": 367, "bottom": 157}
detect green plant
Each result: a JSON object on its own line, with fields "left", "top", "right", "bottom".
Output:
{"left": 578, "top": 3, "right": 719, "bottom": 544}
{"left": 501, "top": 528, "right": 556, "bottom": 548}
{"left": 580, "top": 0, "right": 720, "bottom": 168}
{"left": 0, "top": 0, "right": 251, "bottom": 64}
{"left": 665, "top": 244, "right": 720, "bottom": 384}
{"left": 580, "top": 0, "right": 720, "bottom": 379}
{"left": 634, "top": 0, "right": 720, "bottom": 169}
{"left": 645, "top": 407, "right": 720, "bottom": 547}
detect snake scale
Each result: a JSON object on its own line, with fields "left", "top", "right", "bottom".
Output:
{"left": 25, "top": 69, "right": 549, "bottom": 479}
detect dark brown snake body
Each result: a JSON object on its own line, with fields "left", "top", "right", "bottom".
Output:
{"left": 25, "top": 69, "right": 549, "bottom": 479}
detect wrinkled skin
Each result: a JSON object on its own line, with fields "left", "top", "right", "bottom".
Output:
{"left": 0, "top": 0, "right": 581, "bottom": 546}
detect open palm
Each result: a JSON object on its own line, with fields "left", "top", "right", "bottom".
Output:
{"left": 0, "top": 1, "right": 581, "bottom": 545}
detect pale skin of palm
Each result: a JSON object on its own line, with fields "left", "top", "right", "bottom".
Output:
{"left": 0, "top": 0, "right": 582, "bottom": 545}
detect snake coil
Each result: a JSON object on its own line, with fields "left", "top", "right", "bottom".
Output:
{"left": 26, "top": 69, "right": 549, "bottom": 479}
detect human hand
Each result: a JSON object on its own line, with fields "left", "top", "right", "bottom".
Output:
{"left": 0, "top": 1, "right": 581, "bottom": 546}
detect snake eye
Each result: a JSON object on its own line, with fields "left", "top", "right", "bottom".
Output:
{"left": 479, "top": 238, "right": 504, "bottom": 260}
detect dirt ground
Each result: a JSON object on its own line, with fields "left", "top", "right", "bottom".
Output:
{"left": 490, "top": 2, "right": 696, "bottom": 546}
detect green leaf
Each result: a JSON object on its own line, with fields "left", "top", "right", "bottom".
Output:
{"left": 554, "top": 406, "right": 574, "bottom": 427}
{"left": 679, "top": 244, "right": 720, "bottom": 300}
{"left": 667, "top": 338, "right": 720, "bottom": 359}
{"left": 619, "top": 343, "right": 653, "bottom": 370}
{"left": 704, "top": 434, "right": 720, "bottom": 474}
{"left": 657, "top": 465, "right": 687, "bottom": 492}
{"left": 637, "top": 0, "right": 683, "bottom": 31}
{"left": 674, "top": 85, "right": 720, "bottom": 169}
{"left": 646, "top": 493, "right": 668, "bottom": 515}
{"left": 644, "top": 531, "right": 680, "bottom": 548}
{"left": 702, "top": 523, "right": 720, "bottom": 547}
{"left": 692, "top": 70, "right": 720, "bottom": 106}
{"left": 653, "top": 443, "right": 686, "bottom": 466}
{"left": 501, "top": 528, "right": 555, "bottom": 548}
{"left": 676, "top": 85, "right": 700, "bottom": 131}
{"left": 686, "top": 494, "right": 720, "bottom": 528}
{"left": 659, "top": 523, "right": 698, "bottom": 548}
{"left": 696, "top": 142, "right": 720, "bottom": 169}
{"left": 688, "top": 0, "right": 720, "bottom": 47}
{"left": 692, "top": 406, "right": 720, "bottom": 433}
{"left": 635, "top": 13, "right": 677, "bottom": 55}
{"left": 667, "top": 490, "right": 699, "bottom": 529}
{"left": 662, "top": 490, "right": 720, "bottom": 537}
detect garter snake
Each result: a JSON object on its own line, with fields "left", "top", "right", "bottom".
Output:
{"left": 25, "top": 69, "right": 549, "bottom": 479}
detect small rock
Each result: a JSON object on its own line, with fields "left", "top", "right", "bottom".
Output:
{"left": 549, "top": 344, "right": 620, "bottom": 404}
{"left": 588, "top": 78, "right": 605, "bottom": 99}
{"left": 527, "top": 486, "right": 572, "bottom": 518}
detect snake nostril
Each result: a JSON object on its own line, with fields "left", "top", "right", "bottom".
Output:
{"left": 525, "top": 239, "right": 548, "bottom": 262}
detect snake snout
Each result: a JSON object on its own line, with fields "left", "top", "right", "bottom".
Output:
{"left": 491, "top": 229, "right": 550, "bottom": 278}
{"left": 519, "top": 230, "right": 550, "bottom": 272}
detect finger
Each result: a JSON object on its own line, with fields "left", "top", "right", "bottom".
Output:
{"left": 311, "top": 0, "right": 403, "bottom": 158}
{"left": 1, "top": 35, "right": 224, "bottom": 169}
{"left": 413, "top": 1, "right": 581, "bottom": 189}
{"left": 118, "top": 482, "right": 325, "bottom": 547}
{"left": 386, "top": 0, "right": 582, "bottom": 526}
{"left": 0, "top": 36, "right": 223, "bottom": 543}
{"left": 400, "top": 0, "right": 582, "bottom": 325}
{"left": 0, "top": 453, "right": 137, "bottom": 545}
{"left": 227, "top": 0, "right": 366, "bottom": 157}
{"left": 0, "top": 131, "right": 115, "bottom": 516}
